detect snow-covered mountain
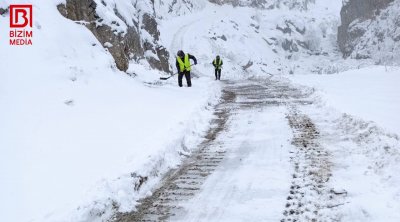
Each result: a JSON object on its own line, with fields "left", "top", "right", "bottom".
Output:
{"left": 56, "top": 0, "right": 346, "bottom": 76}
{"left": 54, "top": 0, "right": 400, "bottom": 74}
{"left": 338, "top": 0, "right": 400, "bottom": 65}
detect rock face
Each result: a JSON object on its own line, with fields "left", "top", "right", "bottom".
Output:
{"left": 338, "top": 0, "right": 400, "bottom": 63}
{"left": 58, "top": 0, "right": 170, "bottom": 73}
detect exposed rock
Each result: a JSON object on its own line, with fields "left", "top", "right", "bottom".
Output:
{"left": 242, "top": 60, "right": 254, "bottom": 70}
{"left": 282, "top": 39, "right": 299, "bottom": 52}
{"left": 250, "top": 23, "right": 260, "bottom": 30}
{"left": 220, "top": 35, "right": 227, "bottom": 41}
{"left": 338, "top": 0, "right": 395, "bottom": 58}
{"left": 263, "top": 38, "right": 274, "bottom": 45}
{"left": 287, "top": 20, "right": 306, "bottom": 35}
{"left": 142, "top": 13, "right": 160, "bottom": 41}
{"left": 277, "top": 20, "right": 306, "bottom": 35}
{"left": 211, "top": 35, "right": 227, "bottom": 41}
{"left": 57, "top": 0, "right": 171, "bottom": 73}
{"left": 277, "top": 25, "right": 292, "bottom": 35}
{"left": 150, "top": 45, "right": 171, "bottom": 72}
{"left": 153, "top": 0, "right": 205, "bottom": 19}
{"left": 296, "top": 40, "right": 309, "bottom": 50}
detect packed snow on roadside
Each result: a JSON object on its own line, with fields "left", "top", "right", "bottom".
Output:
{"left": 0, "top": 1, "right": 221, "bottom": 222}
{"left": 290, "top": 66, "right": 400, "bottom": 221}
{"left": 301, "top": 98, "right": 400, "bottom": 222}
{"left": 289, "top": 66, "right": 400, "bottom": 135}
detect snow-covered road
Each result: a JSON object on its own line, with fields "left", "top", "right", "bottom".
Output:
{"left": 112, "top": 78, "right": 339, "bottom": 221}
{"left": 112, "top": 77, "right": 400, "bottom": 222}
{"left": 2, "top": 1, "right": 399, "bottom": 221}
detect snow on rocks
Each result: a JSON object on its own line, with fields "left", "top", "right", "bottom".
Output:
{"left": 104, "top": 42, "right": 113, "bottom": 48}
{"left": 338, "top": 0, "right": 400, "bottom": 65}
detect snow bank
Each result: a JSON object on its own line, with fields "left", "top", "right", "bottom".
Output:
{"left": 303, "top": 97, "right": 400, "bottom": 222}
{"left": 0, "top": 1, "right": 220, "bottom": 221}
{"left": 289, "top": 66, "right": 400, "bottom": 135}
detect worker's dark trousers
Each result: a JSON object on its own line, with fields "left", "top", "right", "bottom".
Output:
{"left": 178, "top": 71, "right": 192, "bottom": 87}
{"left": 215, "top": 69, "right": 221, "bottom": 80}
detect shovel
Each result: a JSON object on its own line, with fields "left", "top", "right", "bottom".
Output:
{"left": 160, "top": 64, "right": 197, "bottom": 80}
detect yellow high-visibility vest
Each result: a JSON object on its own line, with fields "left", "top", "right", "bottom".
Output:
{"left": 177, "top": 54, "right": 191, "bottom": 72}
{"left": 213, "top": 59, "right": 223, "bottom": 69}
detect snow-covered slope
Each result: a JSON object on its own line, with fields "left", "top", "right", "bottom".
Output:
{"left": 299, "top": 89, "right": 400, "bottom": 222}
{"left": 158, "top": 0, "right": 349, "bottom": 79}
{"left": 290, "top": 66, "right": 400, "bottom": 135}
{"left": 291, "top": 68, "right": 400, "bottom": 221}
{"left": 0, "top": 1, "right": 220, "bottom": 222}
{"left": 55, "top": 0, "right": 351, "bottom": 77}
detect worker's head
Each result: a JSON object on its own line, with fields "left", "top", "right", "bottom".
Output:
{"left": 177, "top": 50, "right": 184, "bottom": 57}
{"left": 216, "top": 55, "right": 220, "bottom": 59}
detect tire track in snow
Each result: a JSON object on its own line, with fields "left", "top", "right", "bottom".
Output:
{"left": 112, "top": 83, "right": 236, "bottom": 222}
{"left": 112, "top": 78, "right": 345, "bottom": 222}
{"left": 282, "top": 106, "right": 343, "bottom": 222}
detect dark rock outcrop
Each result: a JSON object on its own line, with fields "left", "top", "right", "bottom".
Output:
{"left": 282, "top": 39, "right": 299, "bottom": 52}
{"left": 276, "top": 20, "right": 306, "bottom": 35}
{"left": 57, "top": 0, "right": 171, "bottom": 73}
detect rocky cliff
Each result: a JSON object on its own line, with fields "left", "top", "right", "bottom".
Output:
{"left": 58, "top": 0, "right": 171, "bottom": 73}
{"left": 338, "top": 0, "right": 400, "bottom": 64}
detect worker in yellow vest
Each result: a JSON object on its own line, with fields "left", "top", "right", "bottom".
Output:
{"left": 212, "top": 55, "right": 223, "bottom": 80}
{"left": 176, "top": 50, "right": 197, "bottom": 87}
